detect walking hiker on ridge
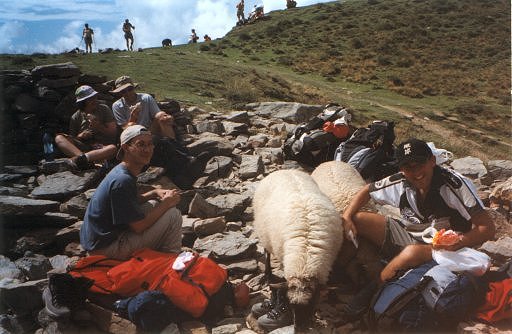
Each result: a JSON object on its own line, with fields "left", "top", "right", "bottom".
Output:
{"left": 339, "top": 138, "right": 495, "bottom": 321}
{"left": 80, "top": 124, "right": 183, "bottom": 261}
{"left": 54, "top": 85, "right": 117, "bottom": 170}
{"left": 190, "top": 29, "right": 199, "bottom": 43}
{"left": 82, "top": 23, "right": 94, "bottom": 53}
{"left": 110, "top": 76, "right": 206, "bottom": 189}
{"left": 236, "top": 0, "right": 245, "bottom": 24}
{"left": 123, "top": 19, "right": 135, "bottom": 51}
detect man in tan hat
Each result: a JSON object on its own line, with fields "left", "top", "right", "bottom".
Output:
{"left": 111, "top": 75, "right": 203, "bottom": 188}
{"left": 54, "top": 85, "right": 117, "bottom": 170}
{"left": 111, "top": 75, "right": 176, "bottom": 139}
{"left": 80, "top": 125, "right": 183, "bottom": 260}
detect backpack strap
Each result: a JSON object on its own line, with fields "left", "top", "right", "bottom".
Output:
{"left": 368, "top": 276, "right": 433, "bottom": 330}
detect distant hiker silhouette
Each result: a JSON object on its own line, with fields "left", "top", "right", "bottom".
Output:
{"left": 123, "top": 19, "right": 135, "bottom": 51}
{"left": 203, "top": 34, "right": 212, "bottom": 42}
{"left": 82, "top": 23, "right": 94, "bottom": 53}
{"left": 190, "top": 29, "right": 199, "bottom": 44}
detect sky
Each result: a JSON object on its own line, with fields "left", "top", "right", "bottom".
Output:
{"left": 0, "top": 0, "right": 335, "bottom": 55}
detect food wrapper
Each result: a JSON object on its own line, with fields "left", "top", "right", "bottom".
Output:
{"left": 432, "top": 229, "right": 461, "bottom": 246}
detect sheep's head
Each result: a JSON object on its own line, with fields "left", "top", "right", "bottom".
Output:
{"left": 287, "top": 276, "right": 319, "bottom": 305}
{"left": 287, "top": 276, "right": 320, "bottom": 331}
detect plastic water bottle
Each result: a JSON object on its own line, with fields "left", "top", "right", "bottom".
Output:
{"left": 42, "top": 133, "right": 55, "bottom": 162}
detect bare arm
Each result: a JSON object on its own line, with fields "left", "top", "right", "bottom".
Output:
{"left": 434, "top": 210, "right": 495, "bottom": 251}
{"left": 341, "top": 184, "right": 371, "bottom": 239}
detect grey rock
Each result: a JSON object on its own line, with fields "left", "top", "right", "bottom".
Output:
{"left": 3, "top": 166, "right": 38, "bottom": 176}
{"left": 204, "top": 156, "right": 233, "bottom": 179}
{"left": 226, "top": 111, "right": 250, "bottom": 124}
{"left": 13, "top": 228, "right": 59, "bottom": 256}
{"left": 0, "top": 174, "right": 24, "bottom": 183}
{"left": 211, "top": 323, "right": 242, "bottom": 334}
{"left": 0, "top": 186, "right": 28, "bottom": 197}
{"left": 451, "top": 156, "right": 487, "bottom": 179}
{"left": 233, "top": 135, "right": 249, "bottom": 149}
{"left": 0, "top": 256, "right": 23, "bottom": 281}
{"left": 223, "top": 259, "right": 259, "bottom": 274}
{"left": 206, "top": 193, "right": 251, "bottom": 221}
{"left": 254, "top": 148, "right": 284, "bottom": 165}
{"left": 37, "top": 76, "right": 79, "bottom": 89}
{"left": 55, "top": 221, "right": 82, "bottom": 250}
{"left": 195, "top": 120, "right": 225, "bottom": 135}
{"left": 30, "top": 170, "right": 100, "bottom": 201}
{"left": 60, "top": 193, "right": 89, "bottom": 218}
{"left": 49, "top": 255, "right": 73, "bottom": 271}
{"left": 14, "top": 93, "right": 40, "bottom": 113}
{"left": 187, "top": 133, "right": 234, "bottom": 157}
{"left": 222, "top": 121, "right": 249, "bottom": 136}
{"left": 0, "top": 196, "right": 60, "bottom": 215}
{"left": 193, "top": 231, "right": 258, "bottom": 261}
{"left": 36, "top": 86, "right": 61, "bottom": 101}
{"left": 14, "top": 254, "right": 52, "bottom": 281}
{"left": 480, "top": 236, "right": 512, "bottom": 264}
{"left": 245, "top": 102, "right": 323, "bottom": 123}
{"left": 487, "top": 160, "right": 512, "bottom": 181}
{"left": 0, "top": 278, "right": 46, "bottom": 316}
{"left": 137, "top": 166, "right": 166, "bottom": 184}
{"left": 239, "top": 155, "right": 264, "bottom": 180}
{"left": 247, "top": 134, "right": 269, "bottom": 148}
{"left": 31, "top": 62, "right": 81, "bottom": 78}
{"left": 188, "top": 193, "right": 218, "bottom": 219}
{"left": 193, "top": 217, "right": 226, "bottom": 237}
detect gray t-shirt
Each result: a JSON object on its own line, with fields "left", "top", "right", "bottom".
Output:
{"left": 112, "top": 93, "right": 160, "bottom": 129}
{"left": 80, "top": 163, "right": 145, "bottom": 251}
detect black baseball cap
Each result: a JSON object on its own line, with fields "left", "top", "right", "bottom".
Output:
{"left": 395, "top": 138, "right": 433, "bottom": 166}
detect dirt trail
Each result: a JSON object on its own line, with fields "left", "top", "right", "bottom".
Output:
{"left": 378, "top": 103, "right": 511, "bottom": 162}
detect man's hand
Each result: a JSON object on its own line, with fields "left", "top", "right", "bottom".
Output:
{"left": 159, "top": 189, "right": 181, "bottom": 208}
{"left": 341, "top": 215, "right": 358, "bottom": 241}
{"left": 129, "top": 102, "right": 141, "bottom": 123}
{"left": 77, "top": 129, "right": 94, "bottom": 141}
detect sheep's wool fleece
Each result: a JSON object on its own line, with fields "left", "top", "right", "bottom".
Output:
{"left": 253, "top": 169, "right": 343, "bottom": 285}
{"left": 312, "top": 161, "right": 376, "bottom": 213}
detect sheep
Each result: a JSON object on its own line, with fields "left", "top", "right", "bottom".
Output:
{"left": 311, "top": 161, "right": 376, "bottom": 214}
{"left": 252, "top": 169, "right": 344, "bottom": 329}
{"left": 311, "top": 161, "right": 382, "bottom": 286}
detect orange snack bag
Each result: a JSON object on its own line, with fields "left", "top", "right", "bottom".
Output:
{"left": 432, "top": 229, "right": 461, "bottom": 246}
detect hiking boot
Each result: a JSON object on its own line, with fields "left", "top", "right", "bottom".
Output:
{"left": 74, "top": 154, "right": 92, "bottom": 170}
{"left": 251, "top": 285, "right": 280, "bottom": 318}
{"left": 43, "top": 286, "right": 70, "bottom": 318}
{"left": 339, "top": 280, "right": 379, "bottom": 324}
{"left": 44, "top": 273, "right": 93, "bottom": 319}
{"left": 257, "top": 288, "right": 293, "bottom": 331}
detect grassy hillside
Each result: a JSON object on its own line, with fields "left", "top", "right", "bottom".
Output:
{"left": 1, "top": 0, "right": 510, "bottom": 160}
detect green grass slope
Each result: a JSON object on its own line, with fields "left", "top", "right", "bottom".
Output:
{"left": 1, "top": 0, "right": 510, "bottom": 160}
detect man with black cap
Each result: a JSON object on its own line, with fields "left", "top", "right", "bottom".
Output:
{"left": 339, "top": 138, "right": 495, "bottom": 318}
{"left": 80, "top": 125, "right": 182, "bottom": 260}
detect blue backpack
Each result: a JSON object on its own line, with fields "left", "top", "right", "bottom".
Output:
{"left": 367, "top": 260, "right": 486, "bottom": 332}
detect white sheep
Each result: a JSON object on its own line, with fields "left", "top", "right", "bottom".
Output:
{"left": 311, "top": 161, "right": 376, "bottom": 214}
{"left": 311, "top": 161, "right": 382, "bottom": 284}
{"left": 252, "top": 169, "right": 344, "bottom": 329}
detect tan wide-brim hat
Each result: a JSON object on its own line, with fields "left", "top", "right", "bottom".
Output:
{"left": 111, "top": 75, "right": 139, "bottom": 94}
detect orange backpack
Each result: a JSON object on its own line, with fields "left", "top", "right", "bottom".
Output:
{"left": 70, "top": 248, "right": 228, "bottom": 318}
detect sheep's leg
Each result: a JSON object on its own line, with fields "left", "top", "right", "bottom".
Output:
{"left": 264, "top": 250, "right": 272, "bottom": 283}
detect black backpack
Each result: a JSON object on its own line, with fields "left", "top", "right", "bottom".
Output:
{"left": 283, "top": 105, "right": 350, "bottom": 167}
{"left": 334, "top": 120, "right": 397, "bottom": 181}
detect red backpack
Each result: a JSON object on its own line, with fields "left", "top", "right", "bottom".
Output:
{"left": 476, "top": 278, "right": 512, "bottom": 323}
{"left": 70, "top": 248, "right": 228, "bottom": 318}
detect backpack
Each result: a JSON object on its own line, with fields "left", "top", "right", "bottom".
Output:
{"left": 114, "top": 290, "right": 177, "bottom": 332}
{"left": 476, "top": 260, "right": 512, "bottom": 323}
{"left": 283, "top": 105, "right": 350, "bottom": 167}
{"left": 368, "top": 260, "right": 486, "bottom": 332}
{"left": 334, "top": 120, "right": 397, "bottom": 181}
{"left": 70, "top": 249, "right": 228, "bottom": 318}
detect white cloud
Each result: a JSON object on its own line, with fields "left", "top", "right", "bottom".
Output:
{"left": 0, "top": 0, "right": 335, "bottom": 54}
